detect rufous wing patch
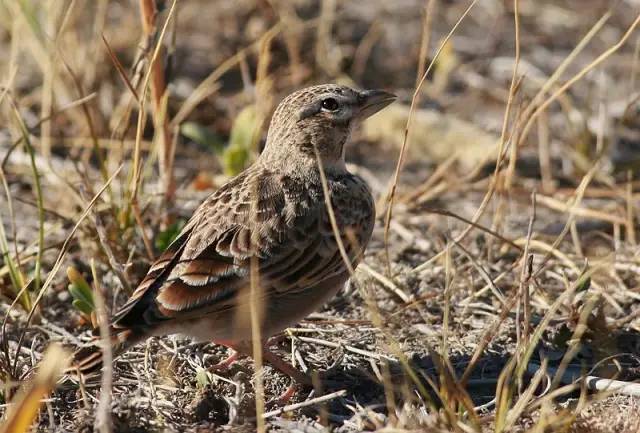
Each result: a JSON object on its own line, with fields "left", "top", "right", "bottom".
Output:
{"left": 156, "top": 278, "right": 238, "bottom": 312}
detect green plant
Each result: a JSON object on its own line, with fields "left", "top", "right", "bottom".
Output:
{"left": 180, "top": 121, "right": 225, "bottom": 152}
{"left": 223, "top": 105, "right": 262, "bottom": 176}
{"left": 66, "top": 266, "right": 96, "bottom": 327}
{"left": 154, "top": 219, "right": 186, "bottom": 252}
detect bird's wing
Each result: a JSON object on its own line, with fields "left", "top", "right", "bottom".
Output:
{"left": 111, "top": 167, "right": 362, "bottom": 331}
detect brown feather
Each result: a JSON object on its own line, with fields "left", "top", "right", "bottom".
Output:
{"left": 105, "top": 84, "right": 383, "bottom": 344}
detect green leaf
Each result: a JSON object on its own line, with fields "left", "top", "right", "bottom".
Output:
{"left": 67, "top": 266, "right": 95, "bottom": 314}
{"left": 72, "top": 299, "right": 94, "bottom": 316}
{"left": 155, "top": 220, "right": 187, "bottom": 252}
{"left": 576, "top": 276, "right": 591, "bottom": 293}
{"left": 224, "top": 106, "right": 262, "bottom": 176}
{"left": 195, "top": 367, "right": 211, "bottom": 388}
{"left": 180, "top": 122, "right": 224, "bottom": 153}
{"left": 68, "top": 285, "right": 94, "bottom": 311}
{"left": 222, "top": 146, "right": 251, "bottom": 177}
{"left": 229, "top": 106, "right": 259, "bottom": 149}
{"left": 18, "top": 0, "right": 45, "bottom": 44}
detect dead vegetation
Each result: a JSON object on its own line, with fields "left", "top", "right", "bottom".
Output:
{"left": 1, "top": 0, "right": 640, "bottom": 432}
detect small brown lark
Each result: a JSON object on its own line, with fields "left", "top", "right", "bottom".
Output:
{"left": 75, "top": 84, "right": 396, "bottom": 384}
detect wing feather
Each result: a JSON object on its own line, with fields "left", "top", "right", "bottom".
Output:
{"left": 111, "top": 167, "right": 372, "bottom": 333}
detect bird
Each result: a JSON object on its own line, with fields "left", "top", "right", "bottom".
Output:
{"left": 72, "top": 84, "right": 396, "bottom": 385}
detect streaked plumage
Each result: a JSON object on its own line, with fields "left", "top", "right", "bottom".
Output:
{"left": 74, "top": 84, "right": 395, "bottom": 380}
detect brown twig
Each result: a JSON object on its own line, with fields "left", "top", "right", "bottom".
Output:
{"left": 416, "top": 0, "right": 437, "bottom": 89}
{"left": 101, "top": 34, "right": 140, "bottom": 103}
{"left": 383, "top": 0, "right": 480, "bottom": 275}
{"left": 261, "top": 389, "right": 347, "bottom": 419}
{"left": 91, "top": 260, "right": 113, "bottom": 433}
{"left": 11, "top": 165, "right": 123, "bottom": 379}
{"left": 517, "top": 191, "right": 535, "bottom": 352}
{"left": 139, "top": 0, "right": 175, "bottom": 203}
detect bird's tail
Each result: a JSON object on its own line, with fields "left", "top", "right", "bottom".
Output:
{"left": 65, "top": 328, "right": 141, "bottom": 379}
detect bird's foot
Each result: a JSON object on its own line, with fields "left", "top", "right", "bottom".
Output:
{"left": 208, "top": 348, "right": 244, "bottom": 372}
{"left": 226, "top": 341, "right": 313, "bottom": 386}
{"left": 273, "top": 382, "right": 302, "bottom": 405}
{"left": 261, "top": 346, "right": 312, "bottom": 386}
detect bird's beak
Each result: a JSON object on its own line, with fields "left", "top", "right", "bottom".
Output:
{"left": 357, "top": 89, "right": 397, "bottom": 119}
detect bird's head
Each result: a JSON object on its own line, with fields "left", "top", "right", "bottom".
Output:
{"left": 261, "top": 84, "right": 396, "bottom": 171}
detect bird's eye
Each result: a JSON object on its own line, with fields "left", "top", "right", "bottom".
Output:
{"left": 321, "top": 98, "right": 340, "bottom": 111}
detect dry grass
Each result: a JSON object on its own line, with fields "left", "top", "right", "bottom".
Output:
{"left": 1, "top": 0, "right": 640, "bottom": 432}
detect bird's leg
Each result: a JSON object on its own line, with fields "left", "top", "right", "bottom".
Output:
{"left": 261, "top": 346, "right": 312, "bottom": 386}
{"left": 265, "top": 333, "right": 287, "bottom": 346}
{"left": 228, "top": 341, "right": 312, "bottom": 386}
{"left": 260, "top": 345, "right": 310, "bottom": 405}
{"left": 272, "top": 381, "right": 300, "bottom": 405}
{"left": 208, "top": 348, "right": 244, "bottom": 372}
{"left": 208, "top": 340, "right": 249, "bottom": 372}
